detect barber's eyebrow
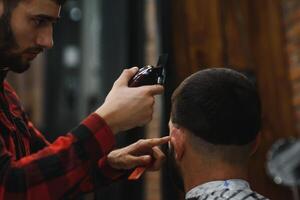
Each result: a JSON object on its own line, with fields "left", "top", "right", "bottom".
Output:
{"left": 34, "top": 14, "right": 60, "bottom": 23}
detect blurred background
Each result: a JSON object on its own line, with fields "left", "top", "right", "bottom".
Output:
{"left": 6, "top": 0, "right": 300, "bottom": 199}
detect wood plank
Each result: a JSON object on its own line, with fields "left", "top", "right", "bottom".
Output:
{"left": 290, "top": 67, "right": 300, "bottom": 81}
{"left": 239, "top": 0, "right": 295, "bottom": 199}
{"left": 168, "top": 0, "right": 296, "bottom": 199}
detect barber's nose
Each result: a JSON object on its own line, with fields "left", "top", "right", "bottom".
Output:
{"left": 36, "top": 27, "right": 54, "bottom": 49}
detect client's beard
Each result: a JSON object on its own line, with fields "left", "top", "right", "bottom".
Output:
{"left": 167, "top": 144, "right": 185, "bottom": 192}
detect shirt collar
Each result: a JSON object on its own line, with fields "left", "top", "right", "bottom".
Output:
{"left": 185, "top": 179, "right": 250, "bottom": 199}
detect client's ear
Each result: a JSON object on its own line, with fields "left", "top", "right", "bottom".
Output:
{"left": 170, "top": 126, "right": 186, "bottom": 161}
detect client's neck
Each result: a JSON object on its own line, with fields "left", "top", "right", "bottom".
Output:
{"left": 182, "top": 154, "right": 248, "bottom": 192}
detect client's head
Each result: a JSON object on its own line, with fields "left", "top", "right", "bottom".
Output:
{"left": 167, "top": 68, "right": 261, "bottom": 192}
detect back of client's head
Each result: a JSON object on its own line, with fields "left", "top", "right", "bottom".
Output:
{"left": 171, "top": 68, "right": 261, "bottom": 164}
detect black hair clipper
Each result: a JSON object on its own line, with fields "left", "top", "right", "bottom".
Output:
{"left": 129, "top": 54, "right": 168, "bottom": 87}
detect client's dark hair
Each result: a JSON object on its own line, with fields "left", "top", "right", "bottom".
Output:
{"left": 171, "top": 68, "right": 261, "bottom": 145}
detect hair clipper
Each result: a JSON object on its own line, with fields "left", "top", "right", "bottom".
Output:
{"left": 129, "top": 54, "right": 168, "bottom": 87}
{"left": 127, "top": 54, "right": 168, "bottom": 181}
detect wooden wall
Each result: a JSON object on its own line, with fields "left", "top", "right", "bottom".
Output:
{"left": 168, "top": 0, "right": 296, "bottom": 199}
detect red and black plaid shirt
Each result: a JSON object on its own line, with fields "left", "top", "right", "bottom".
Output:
{"left": 0, "top": 78, "right": 121, "bottom": 199}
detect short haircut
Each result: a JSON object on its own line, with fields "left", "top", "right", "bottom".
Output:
{"left": 171, "top": 68, "right": 261, "bottom": 146}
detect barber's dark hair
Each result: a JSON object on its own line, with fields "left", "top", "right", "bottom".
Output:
{"left": 0, "top": 0, "right": 66, "bottom": 31}
{"left": 171, "top": 68, "right": 261, "bottom": 145}
{"left": 3, "top": 0, "right": 67, "bottom": 10}
{"left": 54, "top": 0, "right": 67, "bottom": 5}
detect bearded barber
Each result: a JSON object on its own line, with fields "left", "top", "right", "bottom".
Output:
{"left": 0, "top": 0, "right": 168, "bottom": 199}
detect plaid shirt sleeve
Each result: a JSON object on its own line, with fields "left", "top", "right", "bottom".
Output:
{"left": 0, "top": 112, "right": 118, "bottom": 199}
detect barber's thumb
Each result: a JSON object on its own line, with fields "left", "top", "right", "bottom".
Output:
{"left": 127, "top": 155, "right": 152, "bottom": 169}
{"left": 115, "top": 67, "right": 139, "bottom": 86}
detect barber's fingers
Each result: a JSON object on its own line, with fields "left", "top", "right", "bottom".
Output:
{"left": 111, "top": 136, "right": 169, "bottom": 170}
{"left": 146, "top": 136, "right": 170, "bottom": 147}
{"left": 141, "top": 84, "right": 164, "bottom": 96}
{"left": 148, "top": 146, "right": 166, "bottom": 171}
{"left": 113, "top": 67, "right": 164, "bottom": 96}
{"left": 131, "top": 136, "right": 170, "bottom": 152}
{"left": 114, "top": 67, "right": 139, "bottom": 86}
{"left": 126, "top": 147, "right": 165, "bottom": 170}
{"left": 123, "top": 155, "right": 152, "bottom": 169}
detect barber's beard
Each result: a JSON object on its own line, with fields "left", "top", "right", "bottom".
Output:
{"left": 1, "top": 52, "right": 31, "bottom": 73}
{"left": 0, "top": 15, "right": 30, "bottom": 73}
{"left": 167, "top": 145, "right": 185, "bottom": 192}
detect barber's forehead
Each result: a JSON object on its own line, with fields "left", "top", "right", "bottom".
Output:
{"left": 20, "top": 0, "right": 61, "bottom": 16}
{"left": 22, "top": 0, "right": 60, "bottom": 4}
{"left": 20, "top": 0, "right": 61, "bottom": 9}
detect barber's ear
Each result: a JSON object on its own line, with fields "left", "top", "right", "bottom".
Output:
{"left": 170, "top": 127, "right": 186, "bottom": 161}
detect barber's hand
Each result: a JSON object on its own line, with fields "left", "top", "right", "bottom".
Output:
{"left": 107, "top": 136, "right": 170, "bottom": 171}
{"left": 95, "top": 67, "right": 164, "bottom": 134}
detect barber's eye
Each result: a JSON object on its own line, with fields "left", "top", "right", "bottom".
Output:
{"left": 33, "top": 18, "right": 48, "bottom": 27}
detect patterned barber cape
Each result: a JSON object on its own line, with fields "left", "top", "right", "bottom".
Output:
{"left": 185, "top": 179, "right": 269, "bottom": 200}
